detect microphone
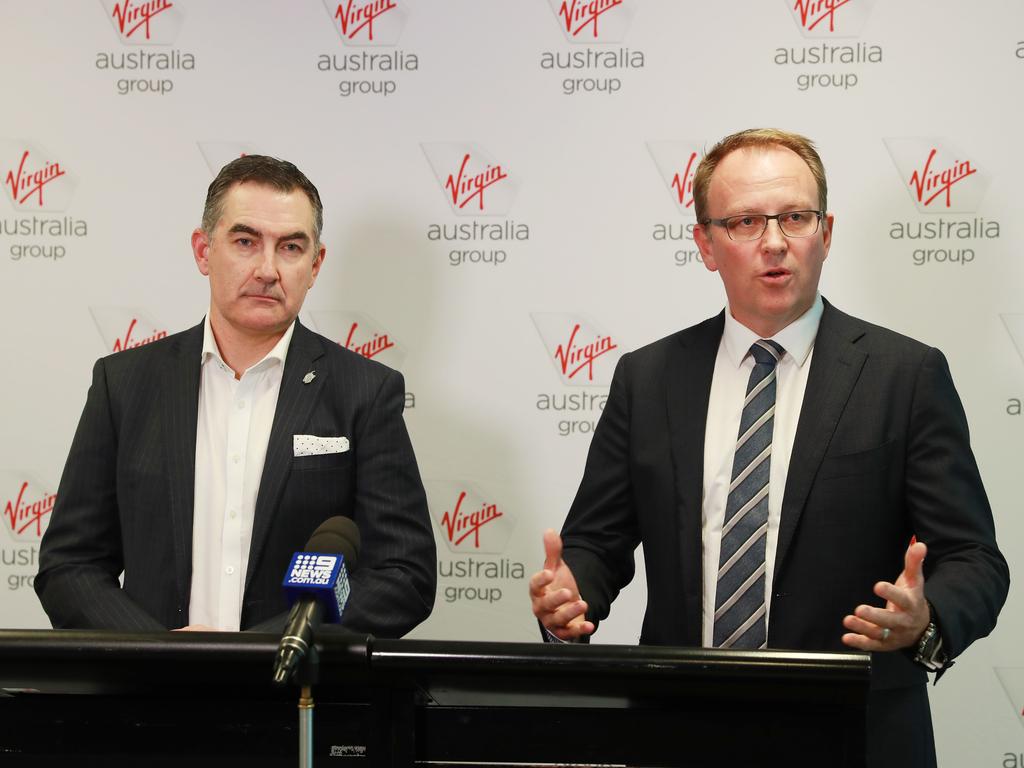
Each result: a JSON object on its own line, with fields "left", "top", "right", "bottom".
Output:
{"left": 272, "top": 516, "right": 360, "bottom": 685}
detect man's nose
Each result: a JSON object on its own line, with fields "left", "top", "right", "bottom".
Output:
{"left": 761, "top": 218, "right": 787, "bottom": 253}
{"left": 254, "top": 245, "right": 279, "bottom": 281}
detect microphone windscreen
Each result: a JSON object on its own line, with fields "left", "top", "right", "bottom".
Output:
{"left": 305, "top": 516, "right": 361, "bottom": 571}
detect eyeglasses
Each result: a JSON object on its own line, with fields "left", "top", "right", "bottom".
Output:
{"left": 702, "top": 210, "right": 824, "bottom": 242}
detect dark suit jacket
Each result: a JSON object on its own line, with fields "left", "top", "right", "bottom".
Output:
{"left": 560, "top": 301, "right": 1007, "bottom": 747}
{"left": 36, "top": 320, "right": 436, "bottom": 637}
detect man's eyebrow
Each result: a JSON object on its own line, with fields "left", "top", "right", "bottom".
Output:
{"left": 226, "top": 224, "right": 310, "bottom": 244}
{"left": 227, "top": 223, "right": 262, "bottom": 238}
{"left": 278, "top": 231, "right": 311, "bottom": 244}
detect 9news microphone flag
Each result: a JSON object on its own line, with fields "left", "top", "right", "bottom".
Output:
{"left": 272, "top": 517, "right": 361, "bottom": 685}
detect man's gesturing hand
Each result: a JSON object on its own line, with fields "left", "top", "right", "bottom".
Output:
{"left": 842, "top": 540, "right": 931, "bottom": 652}
{"left": 529, "top": 529, "right": 595, "bottom": 641}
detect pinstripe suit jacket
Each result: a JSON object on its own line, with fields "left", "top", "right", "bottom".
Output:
{"left": 36, "top": 320, "right": 436, "bottom": 636}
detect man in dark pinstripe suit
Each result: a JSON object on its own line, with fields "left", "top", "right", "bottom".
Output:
{"left": 36, "top": 156, "right": 436, "bottom": 635}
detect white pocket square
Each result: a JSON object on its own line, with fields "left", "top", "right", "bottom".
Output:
{"left": 293, "top": 435, "right": 350, "bottom": 457}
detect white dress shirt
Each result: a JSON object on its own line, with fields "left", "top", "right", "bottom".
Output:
{"left": 701, "top": 294, "right": 823, "bottom": 646}
{"left": 189, "top": 317, "right": 295, "bottom": 630}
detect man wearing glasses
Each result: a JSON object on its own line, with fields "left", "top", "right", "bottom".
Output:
{"left": 530, "top": 128, "right": 1007, "bottom": 766}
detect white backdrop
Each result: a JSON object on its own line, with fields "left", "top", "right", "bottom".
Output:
{"left": 1, "top": 1, "right": 1021, "bottom": 762}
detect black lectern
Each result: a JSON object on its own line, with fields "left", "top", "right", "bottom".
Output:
{"left": 0, "top": 629, "right": 869, "bottom": 767}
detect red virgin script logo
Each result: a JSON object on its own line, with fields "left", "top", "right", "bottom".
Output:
{"left": 793, "top": 0, "right": 851, "bottom": 32}
{"left": 908, "top": 149, "right": 977, "bottom": 209}
{"left": 555, "top": 324, "right": 618, "bottom": 382}
{"left": 441, "top": 491, "right": 503, "bottom": 549}
{"left": 334, "top": 0, "right": 397, "bottom": 41}
{"left": 4, "top": 150, "right": 65, "bottom": 207}
{"left": 445, "top": 154, "right": 509, "bottom": 212}
{"left": 112, "top": 318, "right": 168, "bottom": 353}
{"left": 343, "top": 322, "right": 395, "bottom": 360}
{"left": 559, "top": 0, "right": 623, "bottom": 38}
{"left": 672, "top": 151, "right": 698, "bottom": 208}
{"left": 4, "top": 482, "right": 54, "bottom": 539}
{"left": 111, "top": 0, "right": 173, "bottom": 41}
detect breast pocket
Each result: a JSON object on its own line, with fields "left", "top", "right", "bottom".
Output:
{"left": 817, "top": 439, "right": 899, "bottom": 481}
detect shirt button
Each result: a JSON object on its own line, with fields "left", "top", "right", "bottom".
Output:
{"left": 229, "top": 509, "right": 237, "bottom": 519}
{"left": 237, "top": 400, "right": 246, "bottom": 409}
{"left": 226, "top": 566, "right": 235, "bottom": 575}
{"left": 232, "top": 454, "right": 240, "bottom": 464}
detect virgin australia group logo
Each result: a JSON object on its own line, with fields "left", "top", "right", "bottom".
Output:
{"left": 324, "top": 0, "right": 406, "bottom": 45}
{"left": 426, "top": 480, "right": 513, "bottom": 554}
{"left": 100, "top": 0, "right": 183, "bottom": 45}
{"left": 90, "top": 308, "right": 169, "bottom": 353}
{"left": 308, "top": 310, "right": 406, "bottom": 370}
{"left": 787, "top": 0, "right": 874, "bottom": 36}
{"left": 531, "top": 313, "right": 621, "bottom": 386}
{"left": 1, "top": 141, "right": 76, "bottom": 212}
{"left": 647, "top": 141, "right": 702, "bottom": 213}
{"left": 884, "top": 138, "right": 989, "bottom": 213}
{"left": 421, "top": 143, "right": 518, "bottom": 216}
{"left": 1, "top": 472, "right": 54, "bottom": 542}
{"left": 550, "top": 0, "right": 635, "bottom": 42}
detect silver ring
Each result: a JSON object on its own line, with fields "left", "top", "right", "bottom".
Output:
{"left": 880, "top": 627, "right": 891, "bottom": 642}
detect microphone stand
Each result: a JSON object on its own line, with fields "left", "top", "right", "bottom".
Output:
{"left": 295, "top": 644, "right": 320, "bottom": 768}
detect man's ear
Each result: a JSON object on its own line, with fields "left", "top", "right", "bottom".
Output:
{"left": 694, "top": 223, "right": 718, "bottom": 273}
{"left": 309, "top": 244, "right": 326, "bottom": 288}
{"left": 192, "top": 229, "right": 211, "bottom": 276}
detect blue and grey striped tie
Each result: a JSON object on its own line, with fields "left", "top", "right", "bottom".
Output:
{"left": 713, "top": 339, "right": 784, "bottom": 649}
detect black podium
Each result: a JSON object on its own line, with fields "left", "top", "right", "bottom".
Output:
{"left": 0, "top": 629, "right": 869, "bottom": 767}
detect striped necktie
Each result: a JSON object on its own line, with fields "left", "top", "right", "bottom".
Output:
{"left": 713, "top": 339, "right": 784, "bottom": 649}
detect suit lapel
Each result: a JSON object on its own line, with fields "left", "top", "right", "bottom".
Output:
{"left": 163, "top": 322, "right": 204, "bottom": 610}
{"left": 774, "top": 302, "right": 867, "bottom": 575}
{"left": 245, "top": 321, "right": 327, "bottom": 592}
{"left": 665, "top": 313, "right": 722, "bottom": 641}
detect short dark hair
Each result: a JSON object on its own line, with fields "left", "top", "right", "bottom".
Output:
{"left": 201, "top": 155, "right": 324, "bottom": 245}
{"left": 692, "top": 128, "right": 828, "bottom": 224}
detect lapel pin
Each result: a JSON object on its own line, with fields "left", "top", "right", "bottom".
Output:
{"left": 302, "top": 371, "right": 316, "bottom": 384}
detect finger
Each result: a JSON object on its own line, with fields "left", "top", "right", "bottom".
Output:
{"left": 528, "top": 569, "right": 554, "bottom": 596}
{"left": 537, "top": 588, "right": 579, "bottom": 616}
{"left": 548, "top": 599, "right": 589, "bottom": 629}
{"left": 551, "top": 619, "right": 596, "bottom": 642}
{"left": 542, "top": 529, "right": 563, "bottom": 572}
{"left": 540, "top": 598, "right": 587, "bottom": 631}
{"left": 843, "top": 612, "right": 892, "bottom": 641}
{"left": 873, "top": 581, "right": 915, "bottom": 612}
{"left": 901, "top": 541, "right": 927, "bottom": 589}
{"left": 841, "top": 632, "right": 882, "bottom": 652}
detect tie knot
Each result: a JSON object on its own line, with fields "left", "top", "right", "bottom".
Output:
{"left": 749, "top": 339, "right": 784, "bottom": 367}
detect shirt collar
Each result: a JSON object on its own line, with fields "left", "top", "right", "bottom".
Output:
{"left": 722, "top": 293, "right": 823, "bottom": 368}
{"left": 201, "top": 315, "right": 296, "bottom": 376}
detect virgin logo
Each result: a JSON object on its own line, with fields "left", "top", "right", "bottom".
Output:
{"left": 4, "top": 150, "right": 65, "bottom": 208}
{"left": 671, "top": 152, "right": 698, "bottom": 208}
{"left": 440, "top": 491, "right": 503, "bottom": 549}
{"left": 647, "top": 141, "right": 702, "bottom": 214}
{"left": 112, "top": 318, "right": 168, "bottom": 353}
{"left": 445, "top": 154, "right": 509, "bottom": 212}
{"left": 343, "top": 322, "right": 395, "bottom": 360}
{"left": 555, "top": 324, "right": 618, "bottom": 382}
{"left": 908, "top": 149, "right": 977, "bottom": 209}
{"left": 559, "top": 0, "right": 623, "bottom": 38}
{"left": 793, "top": 0, "right": 851, "bottom": 32}
{"left": 4, "top": 482, "right": 54, "bottom": 539}
{"left": 112, "top": 0, "right": 173, "bottom": 41}
{"left": 334, "top": 0, "right": 397, "bottom": 41}
{"left": 884, "top": 138, "right": 988, "bottom": 214}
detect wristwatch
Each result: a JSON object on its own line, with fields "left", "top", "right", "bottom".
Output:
{"left": 913, "top": 603, "right": 948, "bottom": 672}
